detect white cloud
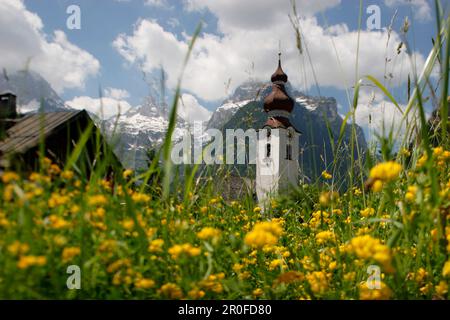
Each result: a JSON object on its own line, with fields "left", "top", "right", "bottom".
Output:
{"left": 354, "top": 88, "right": 416, "bottom": 142}
{"left": 0, "top": 0, "right": 100, "bottom": 93}
{"left": 183, "top": 0, "right": 341, "bottom": 31}
{"left": 325, "top": 23, "right": 349, "bottom": 36}
{"left": 167, "top": 17, "right": 180, "bottom": 28}
{"left": 104, "top": 87, "right": 130, "bottom": 100}
{"left": 145, "top": 0, "right": 169, "bottom": 8}
{"left": 17, "top": 99, "right": 40, "bottom": 114}
{"left": 178, "top": 93, "right": 211, "bottom": 123}
{"left": 66, "top": 96, "right": 132, "bottom": 120}
{"left": 384, "top": 0, "right": 432, "bottom": 22}
{"left": 114, "top": 13, "right": 426, "bottom": 102}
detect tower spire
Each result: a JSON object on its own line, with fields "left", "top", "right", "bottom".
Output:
{"left": 271, "top": 51, "right": 288, "bottom": 83}
{"left": 265, "top": 52, "right": 293, "bottom": 113}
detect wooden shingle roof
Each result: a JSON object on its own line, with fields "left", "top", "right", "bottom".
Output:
{"left": 0, "top": 110, "right": 85, "bottom": 157}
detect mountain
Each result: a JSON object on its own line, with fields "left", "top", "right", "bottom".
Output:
{"left": 0, "top": 70, "right": 68, "bottom": 113}
{"left": 103, "top": 96, "right": 196, "bottom": 169}
{"left": 211, "top": 82, "right": 367, "bottom": 182}
{"left": 0, "top": 70, "right": 367, "bottom": 181}
{"left": 208, "top": 81, "right": 306, "bottom": 130}
{"left": 207, "top": 81, "right": 266, "bottom": 130}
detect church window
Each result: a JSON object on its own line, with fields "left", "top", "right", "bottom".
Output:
{"left": 266, "top": 143, "right": 271, "bottom": 158}
{"left": 286, "top": 144, "right": 292, "bottom": 160}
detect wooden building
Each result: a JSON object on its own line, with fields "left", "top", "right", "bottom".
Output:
{"left": 0, "top": 92, "right": 122, "bottom": 176}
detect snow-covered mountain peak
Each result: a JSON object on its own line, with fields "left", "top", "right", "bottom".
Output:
{"left": 0, "top": 70, "right": 68, "bottom": 113}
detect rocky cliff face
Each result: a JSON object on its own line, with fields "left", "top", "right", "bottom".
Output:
{"left": 0, "top": 70, "right": 68, "bottom": 113}
{"left": 103, "top": 96, "right": 190, "bottom": 169}
{"left": 207, "top": 81, "right": 266, "bottom": 130}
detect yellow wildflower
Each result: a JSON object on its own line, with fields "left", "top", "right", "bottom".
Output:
{"left": 268, "top": 259, "right": 283, "bottom": 271}
{"left": 123, "top": 169, "right": 134, "bottom": 179}
{"left": 443, "top": 261, "right": 450, "bottom": 277}
{"left": 88, "top": 195, "right": 108, "bottom": 206}
{"left": 62, "top": 247, "right": 81, "bottom": 263}
{"left": 197, "top": 227, "right": 221, "bottom": 241}
{"left": 354, "top": 187, "right": 363, "bottom": 196}
{"left": 273, "top": 271, "right": 304, "bottom": 286}
{"left": 53, "top": 235, "right": 68, "bottom": 247}
{"left": 370, "top": 161, "right": 402, "bottom": 181}
{"left": 413, "top": 268, "right": 428, "bottom": 283}
{"left": 399, "top": 148, "right": 411, "bottom": 157}
{"left": 121, "top": 219, "right": 135, "bottom": 231}
{"left": 135, "top": 278, "right": 155, "bottom": 289}
{"left": 158, "top": 283, "right": 183, "bottom": 299}
{"left": 168, "top": 244, "right": 201, "bottom": 259}
{"left": 48, "top": 215, "right": 71, "bottom": 229}
{"left": 332, "top": 209, "right": 343, "bottom": 215}
{"left": 309, "top": 210, "right": 331, "bottom": 228}
{"left": 188, "top": 288, "right": 206, "bottom": 299}
{"left": 70, "top": 205, "right": 81, "bottom": 215}
{"left": 435, "top": 281, "right": 448, "bottom": 296}
{"left": 48, "top": 193, "right": 70, "bottom": 208}
{"left": 315, "top": 230, "right": 336, "bottom": 244}
{"left": 198, "top": 273, "right": 224, "bottom": 293}
{"left": 319, "top": 191, "right": 339, "bottom": 206}
{"left": 417, "top": 154, "right": 427, "bottom": 168}
{"left": 209, "top": 198, "right": 219, "bottom": 205}
{"left": 148, "top": 239, "right": 164, "bottom": 253}
{"left": 359, "top": 281, "right": 392, "bottom": 300}
{"left": 343, "top": 272, "right": 356, "bottom": 282}
{"left": 7, "top": 241, "right": 30, "bottom": 256}
{"left": 321, "top": 171, "right": 332, "bottom": 180}
{"left": 405, "top": 185, "right": 418, "bottom": 202}
{"left": 244, "top": 220, "right": 283, "bottom": 249}
{"left": 368, "top": 161, "right": 402, "bottom": 192}
{"left": 372, "top": 180, "right": 384, "bottom": 192}
{"left": 232, "top": 263, "right": 244, "bottom": 273}
{"left": 17, "top": 255, "right": 47, "bottom": 269}
{"left": 131, "top": 193, "right": 150, "bottom": 203}
{"left": 60, "top": 170, "right": 74, "bottom": 180}
{"left": 98, "top": 239, "right": 117, "bottom": 252}
{"left": 1, "top": 171, "right": 19, "bottom": 184}
{"left": 252, "top": 288, "right": 264, "bottom": 297}
{"left": 107, "top": 259, "right": 131, "bottom": 273}
{"left": 306, "top": 271, "right": 328, "bottom": 294}
{"left": 49, "top": 164, "right": 61, "bottom": 175}
{"left": 420, "top": 283, "right": 433, "bottom": 295}
{"left": 347, "top": 235, "right": 394, "bottom": 273}
{"left": 360, "top": 207, "right": 375, "bottom": 218}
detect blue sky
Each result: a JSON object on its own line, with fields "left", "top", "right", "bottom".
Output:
{"left": 1, "top": 0, "right": 445, "bottom": 135}
{"left": 23, "top": 0, "right": 216, "bottom": 106}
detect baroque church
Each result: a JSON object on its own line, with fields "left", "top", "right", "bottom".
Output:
{"left": 256, "top": 54, "right": 301, "bottom": 206}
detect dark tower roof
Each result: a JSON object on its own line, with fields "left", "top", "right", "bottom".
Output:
{"left": 271, "top": 53, "right": 288, "bottom": 83}
{"left": 263, "top": 53, "right": 294, "bottom": 114}
{"left": 262, "top": 53, "right": 300, "bottom": 133}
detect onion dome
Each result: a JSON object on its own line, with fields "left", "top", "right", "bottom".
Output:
{"left": 263, "top": 84, "right": 294, "bottom": 113}
{"left": 271, "top": 54, "right": 288, "bottom": 83}
{"left": 264, "top": 53, "right": 294, "bottom": 114}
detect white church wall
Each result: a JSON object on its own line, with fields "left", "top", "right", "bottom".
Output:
{"left": 256, "top": 127, "right": 300, "bottom": 207}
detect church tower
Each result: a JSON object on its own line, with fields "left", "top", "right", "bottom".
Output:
{"left": 256, "top": 54, "right": 300, "bottom": 206}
